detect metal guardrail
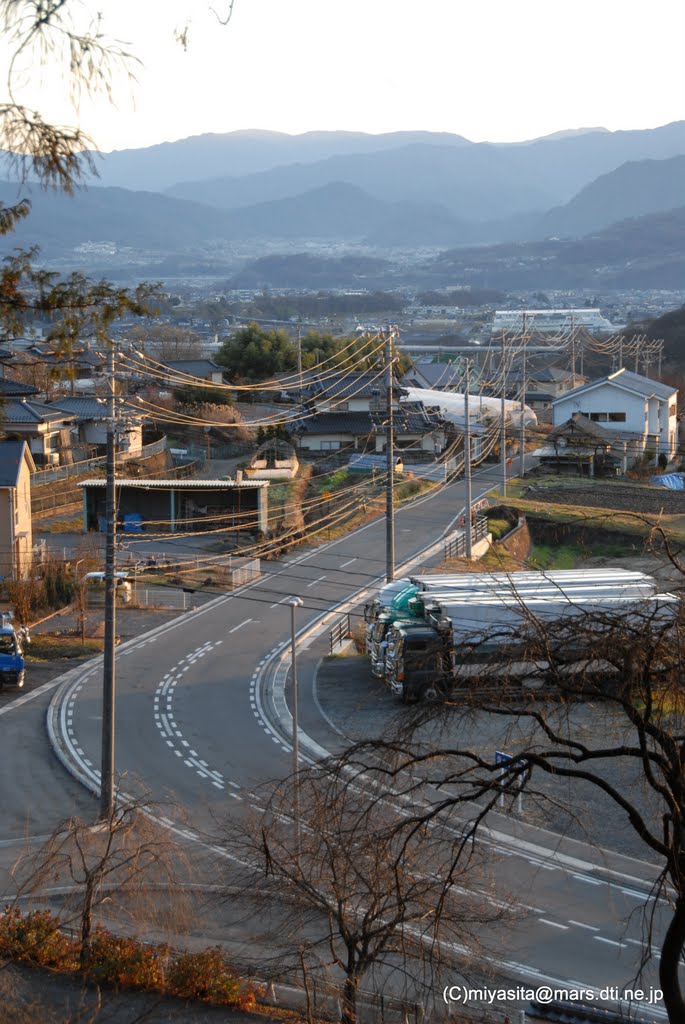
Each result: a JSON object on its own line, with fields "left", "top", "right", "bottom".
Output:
{"left": 329, "top": 613, "right": 352, "bottom": 654}
{"left": 443, "top": 514, "right": 489, "bottom": 560}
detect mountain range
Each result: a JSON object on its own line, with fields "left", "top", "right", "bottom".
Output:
{"left": 0, "top": 122, "right": 683, "bottom": 289}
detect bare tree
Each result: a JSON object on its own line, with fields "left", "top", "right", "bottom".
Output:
{"left": 223, "top": 765, "right": 508, "bottom": 1024}
{"left": 11, "top": 798, "right": 192, "bottom": 968}
{"left": 344, "top": 551, "right": 685, "bottom": 1021}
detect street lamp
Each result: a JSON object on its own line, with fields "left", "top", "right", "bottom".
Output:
{"left": 288, "top": 596, "right": 304, "bottom": 860}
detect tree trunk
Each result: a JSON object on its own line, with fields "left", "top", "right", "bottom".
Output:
{"left": 79, "top": 875, "right": 96, "bottom": 968}
{"left": 341, "top": 973, "right": 359, "bottom": 1024}
{"left": 659, "top": 892, "right": 685, "bottom": 1021}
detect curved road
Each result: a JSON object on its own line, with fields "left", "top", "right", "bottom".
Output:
{"left": 46, "top": 465, "right": 671, "bottom": 1020}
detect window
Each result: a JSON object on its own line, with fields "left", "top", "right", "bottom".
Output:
{"left": 670, "top": 403, "right": 677, "bottom": 417}
{"left": 589, "top": 412, "right": 608, "bottom": 422}
{"left": 608, "top": 412, "right": 626, "bottom": 422}
{"left": 319, "top": 441, "right": 341, "bottom": 451}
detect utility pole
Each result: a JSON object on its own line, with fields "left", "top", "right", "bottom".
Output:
{"left": 100, "top": 341, "right": 117, "bottom": 820}
{"left": 385, "top": 327, "right": 395, "bottom": 582}
{"left": 500, "top": 331, "right": 507, "bottom": 498}
{"left": 464, "top": 361, "right": 472, "bottom": 558}
{"left": 519, "top": 310, "right": 527, "bottom": 479}
{"left": 296, "top": 322, "right": 303, "bottom": 403}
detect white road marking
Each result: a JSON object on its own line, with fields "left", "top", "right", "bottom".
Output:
{"left": 538, "top": 919, "right": 569, "bottom": 930}
{"left": 339, "top": 558, "right": 357, "bottom": 568}
{"left": 569, "top": 920, "right": 600, "bottom": 932}
{"left": 229, "top": 619, "right": 252, "bottom": 633}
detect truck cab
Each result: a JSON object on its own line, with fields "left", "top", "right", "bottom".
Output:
{"left": 384, "top": 622, "right": 453, "bottom": 702}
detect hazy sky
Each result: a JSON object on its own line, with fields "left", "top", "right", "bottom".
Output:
{"left": 10, "top": 0, "right": 685, "bottom": 151}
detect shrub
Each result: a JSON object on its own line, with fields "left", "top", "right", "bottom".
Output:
{"left": 166, "top": 946, "right": 243, "bottom": 1004}
{"left": 84, "top": 928, "right": 165, "bottom": 991}
{"left": 487, "top": 517, "right": 512, "bottom": 541}
{"left": 0, "top": 907, "right": 77, "bottom": 970}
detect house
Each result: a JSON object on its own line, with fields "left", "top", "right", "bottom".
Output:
{"left": 48, "top": 396, "right": 145, "bottom": 456}
{"left": 0, "top": 441, "right": 35, "bottom": 579}
{"left": 302, "top": 371, "right": 383, "bottom": 413}
{"left": 292, "top": 403, "right": 447, "bottom": 456}
{"left": 290, "top": 371, "right": 448, "bottom": 456}
{"left": 161, "top": 359, "right": 226, "bottom": 386}
{"left": 0, "top": 398, "right": 76, "bottom": 466}
{"left": 552, "top": 368, "right": 678, "bottom": 463}
{"left": 531, "top": 414, "right": 621, "bottom": 477}
{"left": 401, "top": 362, "right": 464, "bottom": 392}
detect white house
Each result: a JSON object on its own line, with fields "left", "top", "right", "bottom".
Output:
{"left": 552, "top": 368, "right": 678, "bottom": 463}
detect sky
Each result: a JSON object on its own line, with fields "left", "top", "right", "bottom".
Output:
{"left": 7, "top": 0, "right": 685, "bottom": 152}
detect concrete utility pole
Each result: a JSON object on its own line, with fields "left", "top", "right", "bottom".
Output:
{"left": 464, "top": 361, "right": 472, "bottom": 559}
{"left": 101, "top": 342, "right": 117, "bottom": 820}
{"left": 519, "top": 310, "right": 527, "bottom": 479}
{"left": 296, "top": 322, "right": 303, "bottom": 402}
{"left": 385, "top": 327, "right": 395, "bottom": 583}
{"left": 500, "top": 331, "right": 507, "bottom": 498}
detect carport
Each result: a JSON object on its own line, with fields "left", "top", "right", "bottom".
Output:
{"left": 79, "top": 478, "right": 269, "bottom": 535}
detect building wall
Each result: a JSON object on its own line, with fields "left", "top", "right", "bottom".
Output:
{"left": 15, "top": 456, "right": 32, "bottom": 577}
{"left": 0, "top": 490, "right": 13, "bottom": 579}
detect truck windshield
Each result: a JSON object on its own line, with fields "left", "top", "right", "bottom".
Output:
{"left": 0, "top": 634, "right": 17, "bottom": 655}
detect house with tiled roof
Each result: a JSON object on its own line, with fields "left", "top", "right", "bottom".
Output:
{"left": 292, "top": 398, "right": 446, "bottom": 455}
{"left": 48, "top": 396, "right": 145, "bottom": 455}
{"left": 552, "top": 368, "right": 678, "bottom": 463}
{"left": 1, "top": 399, "right": 76, "bottom": 466}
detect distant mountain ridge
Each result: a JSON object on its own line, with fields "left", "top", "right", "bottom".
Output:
{"left": 532, "top": 155, "right": 685, "bottom": 238}
{"left": 88, "top": 129, "right": 471, "bottom": 192}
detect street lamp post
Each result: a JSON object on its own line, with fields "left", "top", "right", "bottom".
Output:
{"left": 288, "top": 596, "right": 304, "bottom": 860}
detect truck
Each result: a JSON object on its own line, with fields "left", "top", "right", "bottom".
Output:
{"left": 364, "top": 568, "right": 659, "bottom": 678}
{"left": 0, "top": 613, "right": 29, "bottom": 689}
{"left": 365, "top": 570, "right": 675, "bottom": 702}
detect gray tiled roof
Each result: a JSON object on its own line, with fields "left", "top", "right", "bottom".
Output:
{"left": 294, "top": 412, "right": 374, "bottom": 435}
{"left": 163, "top": 359, "right": 225, "bottom": 377}
{"left": 305, "top": 373, "right": 386, "bottom": 401}
{"left": 2, "top": 399, "right": 74, "bottom": 424}
{"left": 0, "top": 441, "right": 28, "bottom": 487}
{"left": 0, "top": 378, "right": 39, "bottom": 396}
{"left": 555, "top": 368, "right": 676, "bottom": 404}
{"left": 49, "top": 396, "right": 144, "bottom": 420}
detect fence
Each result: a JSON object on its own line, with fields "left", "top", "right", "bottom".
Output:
{"left": 31, "top": 436, "right": 169, "bottom": 487}
{"left": 329, "top": 613, "right": 352, "bottom": 654}
{"left": 443, "top": 514, "right": 489, "bottom": 560}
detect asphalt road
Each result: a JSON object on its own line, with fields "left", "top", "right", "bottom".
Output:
{"left": 3, "top": 462, "right": 675, "bottom": 1020}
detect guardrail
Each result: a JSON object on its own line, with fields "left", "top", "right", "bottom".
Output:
{"left": 443, "top": 514, "right": 489, "bottom": 560}
{"left": 329, "top": 613, "right": 352, "bottom": 654}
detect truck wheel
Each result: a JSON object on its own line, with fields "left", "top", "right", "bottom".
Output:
{"left": 421, "top": 682, "right": 443, "bottom": 702}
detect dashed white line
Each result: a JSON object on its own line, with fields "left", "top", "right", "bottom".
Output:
{"left": 229, "top": 619, "right": 252, "bottom": 633}
{"left": 539, "top": 919, "right": 569, "bottom": 930}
